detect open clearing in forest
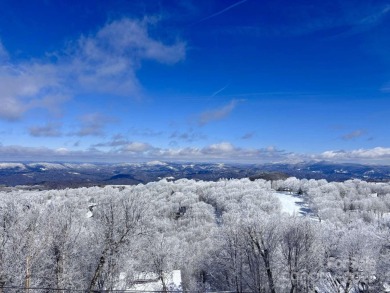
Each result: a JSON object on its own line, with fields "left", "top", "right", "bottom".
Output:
{"left": 273, "top": 192, "right": 314, "bottom": 217}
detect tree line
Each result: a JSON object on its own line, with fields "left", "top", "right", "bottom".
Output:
{"left": 0, "top": 178, "right": 389, "bottom": 292}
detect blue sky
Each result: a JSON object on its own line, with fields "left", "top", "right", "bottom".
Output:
{"left": 0, "top": 0, "right": 389, "bottom": 164}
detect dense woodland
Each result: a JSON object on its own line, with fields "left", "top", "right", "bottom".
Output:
{"left": 0, "top": 178, "right": 390, "bottom": 292}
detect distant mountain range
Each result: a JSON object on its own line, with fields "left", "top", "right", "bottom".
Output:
{"left": 0, "top": 161, "right": 389, "bottom": 189}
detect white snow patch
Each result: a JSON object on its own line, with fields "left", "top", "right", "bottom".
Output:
{"left": 274, "top": 192, "right": 302, "bottom": 215}
{"left": 382, "top": 212, "right": 390, "bottom": 221}
{"left": 128, "top": 270, "right": 182, "bottom": 292}
{"left": 63, "top": 163, "right": 96, "bottom": 169}
{"left": 115, "top": 163, "right": 142, "bottom": 167}
{"left": 146, "top": 160, "right": 168, "bottom": 166}
{"left": 171, "top": 270, "right": 182, "bottom": 288}
{"left": 27, "top": 163, "right": 66, "bottom": 170}
{"left": 273, "top": 192, "right": 314, "bottom": 218}
{"left": 182, "top": 164, "right": 195, "bottom": 168}
{"left": 0, "top": 163, "right": 26, "bottom": 169}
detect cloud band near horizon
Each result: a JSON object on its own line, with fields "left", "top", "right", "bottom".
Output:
{"left": 0, "top": 142, "right": 389, "bottom": 165}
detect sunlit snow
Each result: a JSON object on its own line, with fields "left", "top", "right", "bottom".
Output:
{"left": 0, "top": 163, "right": 26, "bottom": 169}
{"left": 273, "top": 192, "right": 311, "bottom": 216}
{"left": 127, "top": 270, "right": 182, "bottom": 292}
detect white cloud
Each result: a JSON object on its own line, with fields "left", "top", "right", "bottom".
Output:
{"left": 198, "top": 99, "right": 241, "bottom": 126}
{"left": 0, "top": 18, "right": 186, "bottom": 121}
{"left": 354, "top": 147, "right": 390, "bottom": 158}
{"left": 0, "top": 62, "right": 67, "bottom": 120}
{"left": 65, "top": 18, "right": 185, "bottom": 97}
{"left": 93, "top": 138, "right": 129, "bottom": 148}
{"left": 0, "top": 144, "right": 104, "bottom": 162}
{"left": 71, "top": 113, "right": 115, "bottom": 137}
{"left": 148, "top": 142, "right": 287, "bottom": 162}
{"left": 320, "top": 150, "right": 343, "bottom": 159}
{"left": 129, "top": 127, "right": 163, "bottom": 137}
{"left": 0, "top": 142, "right": 389, "bottom": 164}
{"left": 0, "top": 41, "right": 9, "bottom": 61}
{"left": 320, "top": 147, "right": 390, "bottom": 162}
{"left": 93, "top": 135, "right": 159, "bottom": 149}
{"left": 241, "top": 132, "right": 255, "bottom": 140}
{"left": 203, "top": 142, "right": 235, "bottom": 154}
{"left": 0, "top": 141, "right": 286, "bottom": 163}
{"left": 341, "top": 129, "right": 365, "bottom": 140}
{"left": 170, "top": 129, "right": 207, "bottom": 142}
{"left": 55, "top": 148, "right": 69, "bottom": 155}
{"left": 29, "top": 123, "right": 62, "bottom": 137}
{"left": 121, "top": 142, "right": 153, "bottom": 153}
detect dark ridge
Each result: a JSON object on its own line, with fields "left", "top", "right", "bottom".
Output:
{"left": 108, "top": 174, "right": 136, "bottom": 180}
{"left": 249, "top": 172, "right": 290, "bottom": 181}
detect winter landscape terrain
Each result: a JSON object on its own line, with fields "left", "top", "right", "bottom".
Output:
{"left": 1, "top": 0, "right": 390, "bottom": 292}
{"left": 0, "top": 161, "right": 389, "bottom": 189}
{"left": 0, "top": 161, "right": 389, "bottom": 292}
{"left": 0, "top": 168, "right": 390, "bottom": 292}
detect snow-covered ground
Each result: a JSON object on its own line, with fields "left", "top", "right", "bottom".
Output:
{"left": 146, "top": 160, "right": 168, "bottom": 166}
{"left": 126, "top": 270, "right": 182, "bottom": 292}
{"left": 27, "top": 162, "right": 67, "bottom": 170}
{"left": 273, "top": 192, "right": 313, "bottom": 217}
{"left": 0, "top": 162, "right": 26, "bottom": 170}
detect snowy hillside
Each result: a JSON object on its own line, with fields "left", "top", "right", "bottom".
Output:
{"left": 0, "top": 161, "right": 389, "bottom": 188}
{"left": 0, "top": 177, "right": 389, "bottom": 292}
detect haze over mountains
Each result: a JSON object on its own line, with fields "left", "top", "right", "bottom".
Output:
{"left": 1, "top": 161, "right": 389, "bottom": 189}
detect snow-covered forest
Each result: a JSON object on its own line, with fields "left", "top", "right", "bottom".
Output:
{"left": 1, "top": 178, "right": 390, "bottom": 292}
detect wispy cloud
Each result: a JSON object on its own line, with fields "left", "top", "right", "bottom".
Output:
{"left": 0, "top": 18, "right": 186, "bottom": 121}
{"left": 129, "top": 127, "right": 163, "bottom": 137}
{"left": 0, "top": 61, "right": 69, "bottom": 120}
{"left": 328, "top": 3, "right": 390, "bottom": 38}
{"left": 29, "top": 123, "right": 62, "bottom": 137}
{"left": 211, "top": 84, "right": 229, "bottom": 97}
{"left": 359, "top": 4, "right": 390, "bottom": 26}
{"left": 170, "top": 129, "right": 207, "bottom": 142}
{"left": 0, "top": 40, "right": 9, "bottom": 60}
{"left": 0, "top": 141, "right": 282, "bottom": 163}
{"left": 71, "top": 113, "right": 115, "bottom": 137}
{"left": 0, "top": 142, "right": 389, "bottom": 164}
{"left": 194, "top": 0, "right": 248, "bottom": 25}
{"left": 119, "top": 142, "right": 154, "bottom": 153}
{"left": 92, "top": 134, "right": 157, "bottom": 153}
{"left": 198, "top": 99, "right": 242, "bottom": 126}
{"left": 93, "top": 137, "right": 129, "bottom": 148}
{"left": 217, "top": 2, "right": 390, "bottom": 38}
{"left": 66, "top": 18, "right": 186, "bottom": 97}
{"left": 341, "top": 129, "right": 366, "bottom": 140}
{"left": 241, "top": 132, "right": 255, "bottom": 140}
{"left": 320, "top": 147, "right": 390, "bottom": 162}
